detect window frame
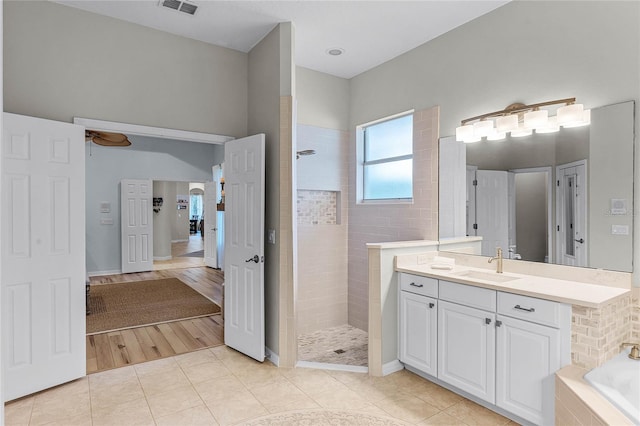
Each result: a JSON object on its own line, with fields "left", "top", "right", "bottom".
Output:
{"left": 356, "top": 110, "right": 415, "bottom": 204}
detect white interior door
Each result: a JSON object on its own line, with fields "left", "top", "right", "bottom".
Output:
{"left": 556, "top": 161, "right": 587, "bottom": 267}
{"left": 224, "top": 134, "right": 265, "bottom": 362}
{"left": 203, "top": 181, "right": 218, "bottom": 268}
{"left": 475, "top": 170, "right": 510, "bottom": 256}
{"left": 121, "top": 179, "right": 153, "bottom": 273}
{"left": 2, "top": 113, "right": 86, "bottom": 401}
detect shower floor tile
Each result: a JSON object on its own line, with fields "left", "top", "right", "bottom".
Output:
{"left": 298, "top": 324, "right": 368, "bottom": 366}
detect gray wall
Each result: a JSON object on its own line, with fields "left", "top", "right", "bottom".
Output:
{"left": 86, "top": 136, "right": 223, "bottom": 274}
{"left": 296, "top": 67, "right": 350, "bottom": 131}
{"left": 4, "top": 1, "right": 248, "bottom": 137}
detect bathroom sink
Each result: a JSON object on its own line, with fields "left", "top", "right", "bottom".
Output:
{"left": 453, "top": 270, "right": 520, "bottom": 283}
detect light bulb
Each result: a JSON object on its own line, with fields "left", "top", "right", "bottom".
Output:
{"left": 473, "top": 120, "right": 494, "bottom": 138}
{"left": 557, "top": 103, "right": 584, "bottom": 126}
{"left": 524, "top": 110, "right": 549, "bottom": 129}
{"left": 455, "top": 124, "right": 473, "bottom": 142}
{"left": 496, "top": 115, "right": 519, "bottom": 133}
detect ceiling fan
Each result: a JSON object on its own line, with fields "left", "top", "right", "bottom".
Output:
{"left": 85, "top": 130, "right": 131, "bottom": 147}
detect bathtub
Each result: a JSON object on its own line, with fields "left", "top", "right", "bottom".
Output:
{"left": 584, "top": 347, "right": 640, "bottom": 424}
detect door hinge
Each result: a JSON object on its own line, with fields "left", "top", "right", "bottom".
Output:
{"left": 557, "top": 180, "right": 560, "bottom": 187}
{"left": 473, "top": 179, "right": 478, "bottom": 186}
{"left": 473, "top": 223, "right": 478, "bottom": 230}
{"left": 557, "top": 225, "right": 560, "bottom": 232}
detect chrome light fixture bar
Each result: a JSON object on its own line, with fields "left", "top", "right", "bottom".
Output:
{"left": 456, "top": 97, "right": 591, "bottom": 143}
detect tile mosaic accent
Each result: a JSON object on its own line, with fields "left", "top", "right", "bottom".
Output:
{"left": 297, "top": 190, "right": 338, "bottom": 225}
{"left": 571, "top": 296, "right": 631, "bottom": 369}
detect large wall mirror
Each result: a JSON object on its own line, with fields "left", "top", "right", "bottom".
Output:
{"left": 439, "top": 101, "right": 634, "bottom": 272}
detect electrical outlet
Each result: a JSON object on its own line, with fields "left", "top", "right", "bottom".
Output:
{"left": 417, "top": 254, "right": 429, "bottom": 265}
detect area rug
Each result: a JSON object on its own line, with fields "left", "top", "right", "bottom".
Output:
{"left": 86, "top": 278, "right": 220, "bottom": 334}
{"left": 241, "top": 409, "right": 412, "bottom": 425}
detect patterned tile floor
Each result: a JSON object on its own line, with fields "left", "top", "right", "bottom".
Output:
{"left": 298, "top": 324, "right": 368, "bottom": 366}
{"left": 4, "top": 345, "right": 517, "bottom": 425}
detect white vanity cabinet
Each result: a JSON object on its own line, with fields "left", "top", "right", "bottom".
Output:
{"left": 399, "top": 274, "right": 438, "bottom": 376}
{"left": 438, "top": 281, "right": 497, "bottom": 403}
{"left": 495, "top": 293, "right": 566, "bottom": 425}
{"left": 398, "top": 274, "right": 570, "bottom": 426}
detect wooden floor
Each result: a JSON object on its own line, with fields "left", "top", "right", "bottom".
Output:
{"left": 87, "top": 238, "right": 225, "bottom": 374}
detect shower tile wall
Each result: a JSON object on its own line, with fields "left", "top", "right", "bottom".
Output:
{"left": 347, "top": 106, "right": 440, "bottom": 331}
{"left": 296, "top": 125, "right": 350, "bottom": 335}
{"left": 632, "top": 288, "right": 640, "bottom": 340}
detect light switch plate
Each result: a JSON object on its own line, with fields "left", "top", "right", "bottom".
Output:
{"left": 611, "top": 224, "right": 629, "bottom": 235}
{"left": 268, "top": 229, "right": 276, "bottom": 244}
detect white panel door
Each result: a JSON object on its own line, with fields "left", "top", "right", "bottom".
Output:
{"left": 224, "top": 134, "right": 265, "bottom": 362}
{"left": 203, "top": 181, "right": 218, "bottom": 268}
{"left": 2, "top": 113, "right": 86, "bottom": 401}
{"left": 121, "top": 179, "right": 153, "bottom": 273}
{"left": 399, "top": 291, "right": 437, "bottom": 376}
{"left": 556, "top": 162, "right": 587, "bottom": 267}
{"left": 438, "top": 300, "right": 496, "bottom": 404}
{"left": 439, "top": 136, "right": 467, "bottom": 239}
{"left": 496, "top": 315, "right": 560, "bottom": 425}
{"left": 475, "top": 170, "right": 509, "bottom": 256}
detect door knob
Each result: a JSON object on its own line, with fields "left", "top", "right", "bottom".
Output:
{"left": 575, "top": 238, "right": 585, "bottom": 244}
{"left": 245, "top": 255, "right": 259, "bottom": 263}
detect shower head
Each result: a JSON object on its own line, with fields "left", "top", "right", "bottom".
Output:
{"left": 296, "top": 149, "right": 316, "bottom": 159}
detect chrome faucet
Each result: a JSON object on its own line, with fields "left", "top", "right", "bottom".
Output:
{"left": 488, "top": 247, "right": 503, "bottom": 273}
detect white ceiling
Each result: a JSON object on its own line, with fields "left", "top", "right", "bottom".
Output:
{"left": 54, "top": 0, "right": 509, "bottom": 79}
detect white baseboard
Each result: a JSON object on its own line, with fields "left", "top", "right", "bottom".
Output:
{"left": 87, "top": 269, "right": 122, "bottom": 277}
{"left": 296, "top": 360, "right": 368, "bottom": 374}
{"left": 172, "top": 239, "right": 189, "bottom": 243}
{"left": 153, "top": 256, "right": 172, "bottom": 261}
{"left": 265, "top": 347, "right": 279, "bottom": 366}
{"left": 382, "top": 360, "right": 404, "bottom": 376}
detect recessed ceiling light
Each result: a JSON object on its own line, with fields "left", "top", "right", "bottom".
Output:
{"left": 326, "top": 48, "right": 345, "bottom": 56}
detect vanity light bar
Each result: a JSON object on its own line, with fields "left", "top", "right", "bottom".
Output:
{"left": 456, "top": 97, "right": 591, "bottom": 143}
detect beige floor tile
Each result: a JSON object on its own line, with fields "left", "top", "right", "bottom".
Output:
{"left": 343, "top": 378, "right": 402, "bottom": 402}
{"left": 374, "top": 394, "right": 441, "bottom": 424}
{"left": 138, "top": 366, "right": 192, "bottom": 396}
{"left": 134, "top": 356, "right": 179, "bottom": 377}
{"left": 325, "top": 369, "right": 369, "bottom": 385}
{"left": 411, "top": 381, "right": 464, "bottom": 410}
{"left": 233, "top": 364, "right": 288, "bottom": 389}
{"left": 90, "top": 375, "right": 145, "bottom": 411}
{"left": 181, "top": 359, "right": 231, "bottom": 384}
{"left": 175, "top": 348, "right": 218, "bottom": 369}
{"left": 146, "top": 384, "right": 204, "bottom": 419}
{"left": 92, "top": 397, "right": 155, "bottom": 426}
{"left": 193, "top": 375, "right": 253, "bottom": 405}
{"left": 155, "top": 405, "right": 219, "bottom": 426}
{"left": 250, "top": 380, "right": 319, "bottom": 413}
{"left": 39, "top": 412, "right": 93, "bottom": 426}
{"left": 418, "top": 411, "right": 467, "bottom": 425}
{"left": 4, "top": 396, "right": 34, "bottom": 425}
{"left": 445, "top": 399, "right": 511, "bottom": 426}
{"left": 29, "top": 381, "right": 91, "bottom": 426}
{"left": 206, "top": 395, "right": 268, "bottom": 425}
{"left": 285, "top": 368, "right": 347, "bottom": 396}
{"left": 310, "top": 386, "right": 371, "bottom": 410}
{"left": 89, "top": 365, "right": 137, "bottom": 386}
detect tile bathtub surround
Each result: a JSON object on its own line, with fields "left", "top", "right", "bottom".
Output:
{"left": 555, "top": 365, "right": 634, "bottom": 426}
{"left": 632, "top": 287, "right": 640, "bottom": 340}
{"left": 5, "top": 345, "right": 516, "bottom": 426}
{"left": 571, "top": 296, "right": 632, "bottom": 370}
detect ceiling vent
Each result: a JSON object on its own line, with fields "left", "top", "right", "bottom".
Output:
{"left": 160, "top": 0, "right": 198, "bottom": 16}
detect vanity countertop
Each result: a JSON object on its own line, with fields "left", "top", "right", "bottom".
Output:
{"left": 395, "top": 256, "right": 630, "bottom": 308}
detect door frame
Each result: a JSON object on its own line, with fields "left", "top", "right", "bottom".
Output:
{"left": 510, "top": 167, "right": 553, "bottom": 262}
